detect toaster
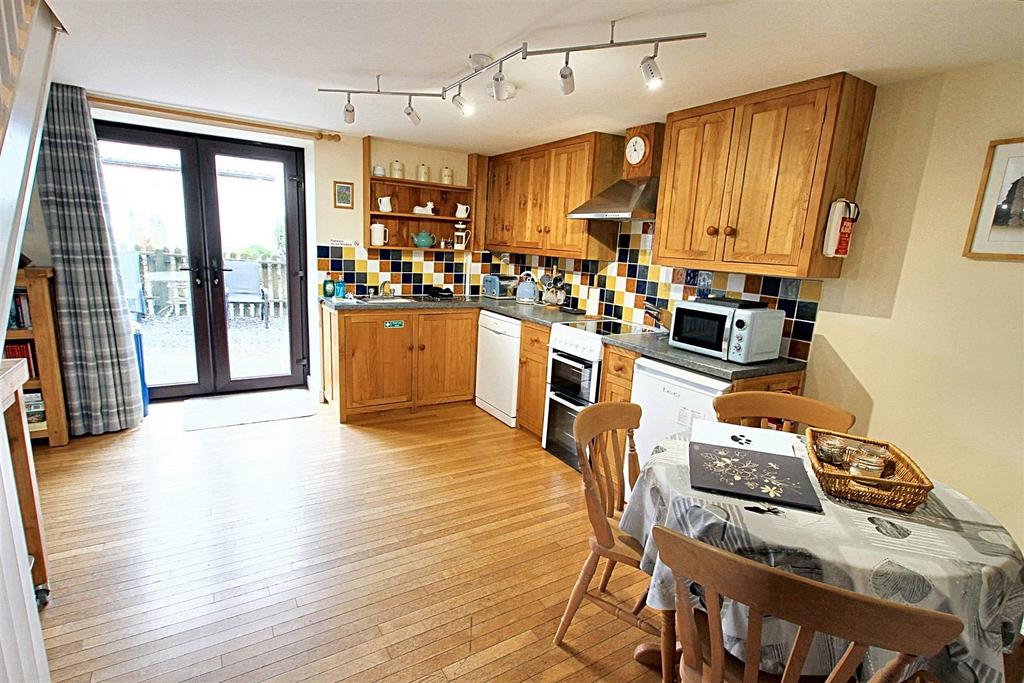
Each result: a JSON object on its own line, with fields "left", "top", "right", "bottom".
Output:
{"left": 482, "top": 274, "right": 518, "bottom": 299}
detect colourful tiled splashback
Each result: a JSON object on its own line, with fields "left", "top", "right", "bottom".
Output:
{"left": 316, "top": 222, "right": 821, "bottom": 360}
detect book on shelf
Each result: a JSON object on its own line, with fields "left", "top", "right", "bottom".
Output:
{"left": 28, "top": 421, "right": 47, "bottom": 432}
{"left": 7, "top": 288, "right": 31, "bottom": 329}
{"left": 3, "top": 341, "right": 36, "bottom": 376}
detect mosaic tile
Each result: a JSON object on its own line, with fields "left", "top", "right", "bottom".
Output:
{"left": 779, "top": 278, "right": 801, "bottom": 300}
{"left": 799, "top": 280, "right": 822, "bottom": 302}
{"left": 314, "top": 219, "right": 824, "bottom": 360}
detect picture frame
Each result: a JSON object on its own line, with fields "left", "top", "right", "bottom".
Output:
{"left": 963, "top": 136, "right": 1024, "bottom": 261}
{"left": 333, "top": 181, "right": 354, "bottom": 210}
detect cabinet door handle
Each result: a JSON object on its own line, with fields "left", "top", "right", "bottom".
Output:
{"left": 705, "top": 226, "right": 719, "bottom": 236}
{"left": 536, "top": 226, "right": 543, "bottom": 233}
{"left": 613, "top": 363, "right": 625, "bottom": 372}
{"left": 418, "top": 344, "right": 426, "bottom": 351}
{"left": 519, "top": 359, "right": 527, "bottom": 366}
{"left": 544, "top": 226, "right": 551, "bottom": 234}
{"left": 407, "top": 344, "right": 413, "bottom": 351}
{"left": 723, "top": 226, "right": 737, "bottom": 237}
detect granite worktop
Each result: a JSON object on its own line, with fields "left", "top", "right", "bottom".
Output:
{"left": 319, "top": 296, "right": 807, "bottom": 381}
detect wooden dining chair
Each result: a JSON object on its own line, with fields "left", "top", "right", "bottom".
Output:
{"left": 652, "top": 524, "right": 964, "bottom": 683}
{"left": 713, "top": 391, "right": 856, "bottom": 433}
{"left": 554, "top": 402, "right": 666, "bottom": 665}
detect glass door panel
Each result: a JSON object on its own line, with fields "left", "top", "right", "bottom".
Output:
{"left": 98, "top": 137, "right": 209, "bottom": 394}
{"left": 212, "top": 154, "right": 292, "bottom": 380}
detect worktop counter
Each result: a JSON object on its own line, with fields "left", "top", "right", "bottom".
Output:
{"left": 319, "top": 296, "right": 806, "bottom": 381}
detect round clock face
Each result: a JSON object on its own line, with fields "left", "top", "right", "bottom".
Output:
{"left": 625, "top": 135, "right": 647, "bottom": 166}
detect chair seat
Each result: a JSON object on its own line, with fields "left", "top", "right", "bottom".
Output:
{"left": 589, "top": 529, "right": 645, "bottom": 567}
{"left": 227, "top": 294, "right": 265, "bottom": 304}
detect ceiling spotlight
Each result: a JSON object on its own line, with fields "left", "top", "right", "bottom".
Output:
{"left": 491, "top": 63, "right": 510, "bottom": 102}
{"left": 404, "top": 96, "right": 421, "bottom": 126}
{"left": 343, "top": 93, "right": 355, "bottom": 124}
{"left": 452, "top": 86, "right": 474, "bottom": 117}
{"left": 640, "top": 43, "right": 663, "bottom": 90}
{"left": 559, "top": 52, "right": 575, "bottom": 95}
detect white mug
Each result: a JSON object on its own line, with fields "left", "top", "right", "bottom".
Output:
{"left": 377, "top": 196, "right": 393, "bottom": 212}
{"left": 370, "top": 223, "right": 389, "bottom": 246}
{"left": 372, "top": 165, "right": 386, "bottom": 177}
{"left": 455, "top": 203, "right": 470, "bottom": 218}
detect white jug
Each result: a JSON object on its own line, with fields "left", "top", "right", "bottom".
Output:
{"left": 370, "top": 223, "right": 389, "bottom": 247}
{"left": 377, "top": 196, "right": 393, "bottom": 212}
{"left": 455, "top": 203, "right": 470, "bottom": 218}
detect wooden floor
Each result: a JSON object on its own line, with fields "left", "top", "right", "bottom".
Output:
{"left": 33, "top": 399, "right": 661, "bottom": 683}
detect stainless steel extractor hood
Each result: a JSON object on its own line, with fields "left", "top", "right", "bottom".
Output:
{"left": 566, "top": 176, "right": 659, "bottom": 222}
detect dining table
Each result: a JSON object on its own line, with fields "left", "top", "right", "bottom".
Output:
{"left": 619, "top": 428, "right": 1024, "bottom": 682}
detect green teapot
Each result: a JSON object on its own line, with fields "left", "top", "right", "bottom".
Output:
{"left": 410, "top": 230, "right": 436, "bottom": 248}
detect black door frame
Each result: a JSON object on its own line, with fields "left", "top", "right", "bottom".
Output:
{"left": 94, "top": 121, "right": 309, "bottom": 400}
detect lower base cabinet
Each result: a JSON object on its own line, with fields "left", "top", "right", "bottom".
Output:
{"left": 516, "top": 322, "right": 550, "bottom": 437}
{"left": 322, "top": 305, "right": 479, "bottom": 422}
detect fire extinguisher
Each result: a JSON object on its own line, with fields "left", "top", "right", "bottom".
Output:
{"left": 823, "top": 199, "right": 860, "bottom": 258}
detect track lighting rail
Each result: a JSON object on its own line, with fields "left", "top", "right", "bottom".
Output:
{"left": 318, "top": 20, "right": 707, "bottom": 124}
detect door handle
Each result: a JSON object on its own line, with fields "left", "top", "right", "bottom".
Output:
{"left": 208, "top": 262, "right": 234, "bottom": 287}
{"left": 179, "top": 264, "right": 204, "bottom": 286}
{"left": 723, "top": 226, "right": 737, "bottom": 237}
{"left": 418, "top": 344, "right": 426, "bottom": 351}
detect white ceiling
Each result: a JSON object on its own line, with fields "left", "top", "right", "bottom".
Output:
{"left": 49, "top": 0, "right": 1024, "bottom": 156}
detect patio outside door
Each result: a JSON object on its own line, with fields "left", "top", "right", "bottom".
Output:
{"left": 96, "top": 122, "right": 308, "bottom": 399}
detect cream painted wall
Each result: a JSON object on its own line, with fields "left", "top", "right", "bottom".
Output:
{"left": 313, "top": 137, "right": 470, "bottom": 245}
{"left": 313, "top": 135, "right": 364, "bottom": 244}
{"left": 806, "top": 59, "right": 1024, "bottom": 542}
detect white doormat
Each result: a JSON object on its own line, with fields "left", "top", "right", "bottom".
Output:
{"left": 183, "top": 388, "right": 316, "bottom": 431}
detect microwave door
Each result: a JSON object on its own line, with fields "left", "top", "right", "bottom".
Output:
{"left": 673, "top": 308, "right": 732, "bottom": 359}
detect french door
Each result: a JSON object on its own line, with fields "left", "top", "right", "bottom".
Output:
{"left": 95, "top": 122, "right": 308, "bottom": 399}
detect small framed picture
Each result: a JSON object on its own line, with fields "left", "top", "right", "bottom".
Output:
{"left": 964, "top": 137, "right": 1024, "bottom": 261}
{"left": 333, "top": 181, "right": 354, "bottom": 210}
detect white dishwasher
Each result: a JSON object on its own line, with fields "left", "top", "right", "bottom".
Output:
{"left": 475, "top": 311, "right": 522, "bottom": 427}
{"left": 629, "top": 357, "right": 732, "bottom": 477}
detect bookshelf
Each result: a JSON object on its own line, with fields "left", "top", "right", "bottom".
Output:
{"left": 6, "top": 268, "right": 68, "bottom": 447}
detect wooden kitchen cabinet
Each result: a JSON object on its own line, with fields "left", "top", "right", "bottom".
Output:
{"left": 654, "top": 72, "right": 875, "bottom": 278}
{"left": 516, "top": 322, "right": 550, "bottom": 437}
{"left": 486, "top": 155, "right": 517, "bottom": 247}
{"left": 599, "top": 346, "right": 639, "bottom": 403}
{"left": 342, "top": 311, "right": 417, "bottom": 411}
{"left": 513, "top": 151, "right": 549, "bottom": 250}
{"left": 322, "top": 305, "right": 481, "bottom": 422}
{"left": 485, "top": 132, "right": 623, "bottom": 260}
{"left": 544, "top": 141, "right": 591, "bottom": 255}
{"left": 416, "top": 311, "right": 478, "bottom": 405}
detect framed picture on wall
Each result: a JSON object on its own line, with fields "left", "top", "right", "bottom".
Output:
{"left": 963, "top": 137, "right": 1024, "bottom": 261}
{"left": 333, "top": 181, "right": 354, "bottom": 209}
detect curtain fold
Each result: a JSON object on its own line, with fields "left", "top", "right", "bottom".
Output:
{"left": 36, "top": 83, "right": 143, "bottom": 436}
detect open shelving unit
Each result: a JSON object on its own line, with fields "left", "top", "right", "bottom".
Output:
{"left": 6, "top": 268, "right": 68, "bottom": 447}
{"left": 361, "top": 136, "right": 487, "bottom": 253}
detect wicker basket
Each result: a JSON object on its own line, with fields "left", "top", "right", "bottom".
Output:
{"left": 804, "top": 428, "right": 933, "bottom": 513}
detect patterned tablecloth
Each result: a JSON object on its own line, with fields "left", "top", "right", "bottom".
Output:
{"left": 619, "top": 431, "right": 1024, "bottom": 682}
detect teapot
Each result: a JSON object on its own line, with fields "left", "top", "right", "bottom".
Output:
{"left": 410, "top": 231, "right": 436, "bottom": 248}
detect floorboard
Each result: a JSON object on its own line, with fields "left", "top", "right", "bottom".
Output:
{"left": 35, "top": 400, "right": 660, "bottom": 682}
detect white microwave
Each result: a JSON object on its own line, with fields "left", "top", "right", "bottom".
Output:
{"left": 669, "top": 298, "right": 786, "bottom": 364}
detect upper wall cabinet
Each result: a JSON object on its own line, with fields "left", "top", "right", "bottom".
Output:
{"left": 485, "top": 132, "right": 624, "bottom": 260}
{"left": 653, "top": 73, "right": 876, "bottom": 278}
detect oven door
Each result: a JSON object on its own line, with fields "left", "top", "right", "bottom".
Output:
{"left": 548, "top": 350, "right": 599, "bottom": 403}
{"left": 670, "top": 302, "right": 733, "bottom": 359}
{"left": 542, "top": 391, "right": 588, "bottom": 470}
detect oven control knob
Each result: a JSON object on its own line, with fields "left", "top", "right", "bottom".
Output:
{"left": 735, "top": 333, "right": 744, "bottom": 341}
{"left": 733, "top": 344, "right": 742, "bottom": 352}
{"left": 735, "top": 319, "right": 746, "bottom": 330}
